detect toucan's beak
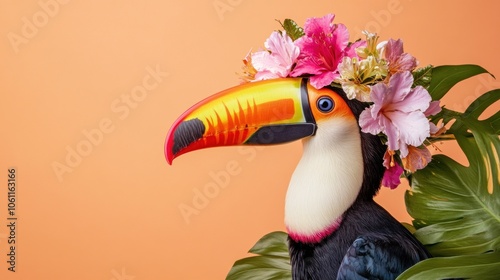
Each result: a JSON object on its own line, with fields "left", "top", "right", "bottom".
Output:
{"left": 165, "top": 78, "right": 321, "bottom": 164}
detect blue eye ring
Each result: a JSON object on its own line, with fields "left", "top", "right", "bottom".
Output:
{"left": 317, "top": 96, "right": 335, "bottom": 113}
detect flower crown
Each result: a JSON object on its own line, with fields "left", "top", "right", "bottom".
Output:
{"left": 240, "top": 14, "right": 445, "bottom": 189}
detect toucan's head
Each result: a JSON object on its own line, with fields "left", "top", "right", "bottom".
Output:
{"left": 165, "top": 78, "right": 385, "bottom": 198}
{"left": 167, "top": 78, "right": 357, "bottom": 162}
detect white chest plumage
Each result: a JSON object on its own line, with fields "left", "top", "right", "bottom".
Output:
{"left": 284, "top": 117, "right": 364, "bottom": 243}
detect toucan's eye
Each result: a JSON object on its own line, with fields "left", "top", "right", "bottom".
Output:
{"left": 317, "top": 96, "right": 334, "bottom": 113}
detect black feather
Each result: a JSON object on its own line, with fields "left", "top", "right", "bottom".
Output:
{"left": 337, "top": 234, "right": 424, "bottom": 280}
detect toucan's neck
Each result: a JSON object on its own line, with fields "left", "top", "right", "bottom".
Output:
{"left": 285, "top": 117, "right": 364, "bottom": 243}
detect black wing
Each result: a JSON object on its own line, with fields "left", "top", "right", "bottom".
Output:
{"left": 337, "top": 233, "right": 423, "bottom": 280}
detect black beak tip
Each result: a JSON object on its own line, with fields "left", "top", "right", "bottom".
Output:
{"left": 165, "top": 118, "right": 206, "bottom": 164}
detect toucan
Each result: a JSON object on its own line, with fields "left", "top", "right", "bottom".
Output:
{"left": 165, "top": 78, "right": 430, "bottom": 279}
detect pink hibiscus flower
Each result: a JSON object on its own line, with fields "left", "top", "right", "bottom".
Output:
{"left": 358, "top": 71, "right": 432, "bottom": 158}
{"left": 251, "top": 31, "right": 300, "bottom": 80}
{"left": 384, "top": 39, "right": 418, "bottom": 75}
{"left": 290, "top": 14, "right": 358, "bottom": 89}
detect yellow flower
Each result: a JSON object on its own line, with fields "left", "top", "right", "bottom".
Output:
{"left": 356, "top": 31, "right": 384, "bottom": 60}
{"left": 336, "top": 55, "right": 387, "bottom": 101}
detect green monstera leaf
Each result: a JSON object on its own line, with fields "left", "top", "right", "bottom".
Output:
{"left": 226, "top": 231, "right": 291, "bottom": 280}
{"left": 397, "top": 251, "right": 500, "bottom": 280}
{"left": 399, "top": 66, "right": 500, "bottom": 279}
{"left": 426, "top": 64, "right": 491, "bottom": 100}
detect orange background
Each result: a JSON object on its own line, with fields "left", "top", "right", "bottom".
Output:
{"left": 1, "top": 1, "right": 499, "bottom": 279}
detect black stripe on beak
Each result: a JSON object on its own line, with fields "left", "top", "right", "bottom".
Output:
{"left": 301, "top": 79, "right": 316, "bottom": 129}
{"left": 172, "top": 118, "right": 205, "bottom": 155}
{"left": 244, "top": 123, "right": 317, "bottom": 145}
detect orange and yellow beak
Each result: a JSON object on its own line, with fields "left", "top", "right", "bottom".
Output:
{"left": 165, "top": 78, "right": 353, "bottom": 164}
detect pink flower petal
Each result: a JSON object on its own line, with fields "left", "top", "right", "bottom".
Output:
{"left": 385, "top": 39, "right": 404, "bottom": 61}
{"left": 381, "top": 115, "right": 401, "bottom": 152}
{"left": 398, "top": 141, "right": 409, "bottom": 159}
{"left": 310, "top": 71, "right": 339, "bottom": 89}
{"left": 381, "top": 162, "right": 404, "bottom": 189}
{"left": 264, "top": 31, "right": 300, "bottom": 68}
{"left": 333, "top": 23, "right": 350, "bottom": 50}
{"left": 430, "top": 122, "right": 446, "bottom": 136}
{"left": 303, "top": 14, "right": 335, "bottom": 36}
{"left": 369, "top": 82, "right": 389, "bottom": 117}
{"left": 343, "top": 39, "right": 367, "bottom": 58}
{"left": 254, "top": 70, "right": 281, "bottom": 81}
{"left": 359, "top": 107, "right": 383, "bottom": 135}
{"left": 382, "top": 149, "right": 395, "bottom": 169}
{"left": 251, "top": 31, "right": 299, "bottom": 80}
{"left": 396, "top": 53, "right": 418, "bottom": 72}
{"left": 425, "top": 100, "right": 442, "bottom": 116}
{"left": 252, "top": 51, "right": 277, "bottom": 71}
{"left": 387, "top": 110, "right": 430, "bottom": 154}
{"left": 402, "top": 145, "right": 432, "bottom": 172}
{"left": 387, "top": 72, "right": 413, "bottom": 103}
{"left": 392, "top": 85, "right": 431, "bottom": 113}
{"left": 290, "top": 55, "right": 323, "bottom": 76}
